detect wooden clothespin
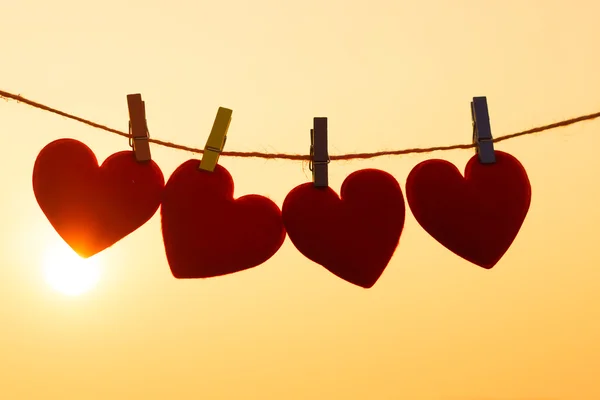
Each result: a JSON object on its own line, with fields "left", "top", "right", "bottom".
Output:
{"left": 310, "top": 117, "right": 329, "bottom": 187}
{"left": 471, "top": 96, "right": 495, "bottom": 164}
{"left": 127, "top": 93, "right": 152, "bottom": 162}
{"left": 199, "top": 107, "right": 233, "bottom": 172}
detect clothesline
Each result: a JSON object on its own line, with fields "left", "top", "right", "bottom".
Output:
{"left": 2, "top": 89, "right": 599, "bottom": 161}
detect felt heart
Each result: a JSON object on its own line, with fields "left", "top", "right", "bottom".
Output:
{"left": 32, "top": 138, "right": 165, "bottom": 258}
{"left": 405, "top": 151, "right": 531, "bottom": 269}
{"left": 161, "top": 160, "right": 286, "bottom": 279}
{"left": 282, "top": 169, "right": 405, "bottom": 288}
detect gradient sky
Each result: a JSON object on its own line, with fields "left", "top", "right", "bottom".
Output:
{"left": 1, "top": 0, "right": 600, "bottom": 399}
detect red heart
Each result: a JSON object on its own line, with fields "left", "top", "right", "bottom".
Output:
{"left": 405, "top": 151, "right": 531, "bottom": 269}
{"left": 161, "top": 160, "right": 286, "bottom": 279}
{"left": 282, "top": 169, "right": 405, "bottom": 288}
{"left": 32, "top": 139, "right": 165, "bottom": 258}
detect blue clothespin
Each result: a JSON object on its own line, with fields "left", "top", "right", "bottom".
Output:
{"left": 310, "top": 117, "right": 329, "bottom": 187}
{"left": 471, "top": 96, "right": 495, "bottom": 164}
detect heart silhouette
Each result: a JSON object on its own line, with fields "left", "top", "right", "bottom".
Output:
{"left": 161, "top": 160, "right": 286, "bottom": 279}
{"left": 32, "top": 139, "right": 165, "bottom": 258}
{"left": 405, "top": 151, "right": 531, "bottom": 268}
{"left": 282, "top": 169, "right": 405, "bottom": 288}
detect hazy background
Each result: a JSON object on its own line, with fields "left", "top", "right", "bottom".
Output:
{"left": 1, "top": 0, "right": 599, "bottom": 398}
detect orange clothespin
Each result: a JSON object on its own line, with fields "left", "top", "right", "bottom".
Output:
{"left": 127, "top": 93, "right": 152, "bottom": 162}
{"left": 471, "top": 96, "right": 495, "bottom": 164}
{"left": 199, "top": 107, "right": 233, "bottom": 172}
{"left": 310, "top": 117, "right": 329, "bottom": 187}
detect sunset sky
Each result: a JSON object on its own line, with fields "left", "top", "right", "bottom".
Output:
{"left": 1, "top": 0, "right": 600, "bottom": 398}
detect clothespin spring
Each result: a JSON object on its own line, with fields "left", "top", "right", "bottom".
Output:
{"left": 309, "top": 128, "right": 330, "bottom": 172}
{"left": 205, "top": 135, "right": 227, "bottom": 158}
{"left": 128, "top": 121, "right": 150, "bottom": 149}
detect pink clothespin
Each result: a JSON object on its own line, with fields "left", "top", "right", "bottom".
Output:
{"left": 127, "top": 94, "right": 152, "bottom": 162}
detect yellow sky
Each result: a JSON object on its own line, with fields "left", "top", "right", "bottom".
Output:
{"left": 1, "top": 0, "right": 600, "bottom": 398}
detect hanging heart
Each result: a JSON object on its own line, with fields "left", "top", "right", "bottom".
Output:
{"left": 282, "top": 169, "right": 405, "bottom": 288}
{"left": 32, "top": 139, "right": 165, "bottom": 258}
{"left": 161, "top": 161, "right": 286, "bottom": 279}
{"left": 405, "top": 151, "right": 531, "bottom": 269}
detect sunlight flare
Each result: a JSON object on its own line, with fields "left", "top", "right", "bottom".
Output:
{"left": 43, "top": 241, "right": 101, "bottom": 296}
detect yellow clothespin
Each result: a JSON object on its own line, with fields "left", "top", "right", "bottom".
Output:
{"left": 199, "top": 107, "right": 233, "bottom": 172}
{"left": 127, "top": 93, "right": 152, "bottom": 162}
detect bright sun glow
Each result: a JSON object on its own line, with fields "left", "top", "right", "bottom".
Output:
{"left": 43, "top": 241, "right": 102, "bottom": 296}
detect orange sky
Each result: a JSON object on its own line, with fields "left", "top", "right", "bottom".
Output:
{"left": 1, "top": 0, "right": 600, "bottom": 399}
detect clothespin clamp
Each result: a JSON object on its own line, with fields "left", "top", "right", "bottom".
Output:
{"left": 199, "top": 107, "right": 233, "bottom": 172}
{"left": 127, "top": 93, "right": 152, "bottom": 162}
{"left": 471, "top": 96, "right": 495, "bottom": 164}
{"left": 309, "top": 117, "right": 329, "bottom": 187}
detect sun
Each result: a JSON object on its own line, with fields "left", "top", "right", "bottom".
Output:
{"left": 43, "top": 241, "right": 102, "bottom": 296}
